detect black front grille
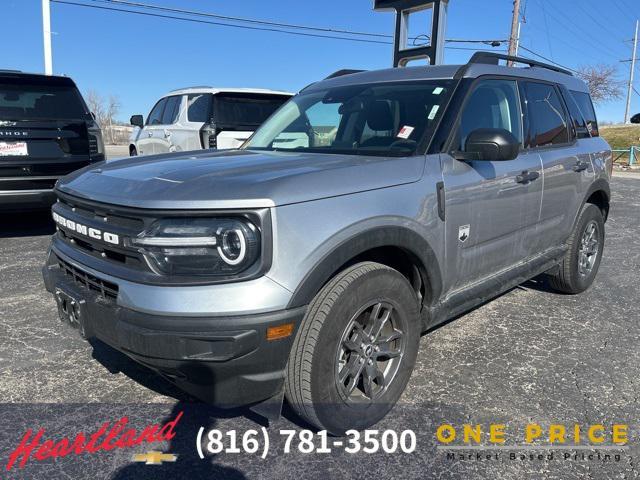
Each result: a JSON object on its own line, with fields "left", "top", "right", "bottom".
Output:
{"left": 58, "top": 257, "right": 119, "bottom": 300}
{"left": 53, "top": 193, "right": 149, "bottom": 272}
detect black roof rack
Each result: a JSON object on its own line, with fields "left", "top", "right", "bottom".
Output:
{"left": 0, "top": 69, "right": 23, "bottom": 73}
{"left": 325, "top": 69, "right": 365, "bottom": 80}
{"left": 467, "top": 52, "right": 574, "bottom": 76}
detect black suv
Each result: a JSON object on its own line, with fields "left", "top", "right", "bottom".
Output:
{"left": 0, "top": 71, "right": 104, "bottom": 212}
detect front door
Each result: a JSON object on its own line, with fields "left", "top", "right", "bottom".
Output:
{"left": 441, "top": 78, "right": 543, "bottom": 293}
{"left": 155, "top": 95, "right": 182, "bottom": 154}
{"left": 137, "top": 98, "right": 166, "bottom": 156}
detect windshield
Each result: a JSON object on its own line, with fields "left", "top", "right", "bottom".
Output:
{"left": 243, "top": 80, "right": 453, "bottom": 156}
{"left": 0, "top": 78, "right": 90, "bottom": 121}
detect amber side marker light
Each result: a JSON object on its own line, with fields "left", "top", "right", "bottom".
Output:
{"left": 267, "top": 323, "right": 294, "bottom": 341}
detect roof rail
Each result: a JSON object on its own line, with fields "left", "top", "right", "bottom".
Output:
{"left": 0, "top": 69, "right": 23, "bottom": 73}
{"left": 169, "top": 85, "right": 213, "bottom": 92}
{"left": 467, "top": 52, "right": 573, "bottom": 76}
{"left": 325, "top": 69, "right": 365, "bottom": 80}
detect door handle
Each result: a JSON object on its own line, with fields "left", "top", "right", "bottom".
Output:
{"left": 573, "top": 160, "right": 589, "bottom": 172}
{"left": 147, "top": 131, "right": 153, "bottom": 137}
{"left": 515, "top": 170, "right": 540, "bottom": 184}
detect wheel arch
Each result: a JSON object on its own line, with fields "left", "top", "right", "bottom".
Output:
{"left": 286, "top": 226, "right": 443, "bottom": 310}
{"left": 583, "top": 179, "right": 610, "bottom": 222}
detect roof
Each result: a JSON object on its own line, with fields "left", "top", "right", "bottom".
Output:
{"left": 305, "top": 61, "right": 588, "bottom": 94}
{"left": 0, "top": 70, "right": 76, "bottom": 85}
{"left": 164, "top": 86, "right": 294, "bottom": 97}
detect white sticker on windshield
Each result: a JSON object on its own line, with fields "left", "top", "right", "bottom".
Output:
{"left": 428, "top": 105, "right": 440, "bottom": 120}
{"left": 432, "top": 87, "right": 444, "bottom": 95}
{"left": 397, "top": 126, "right": 415, "bottom": 139}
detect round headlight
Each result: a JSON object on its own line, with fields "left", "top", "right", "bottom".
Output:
{"left": 218, "top": 228, "right": 246, "bottom": 265}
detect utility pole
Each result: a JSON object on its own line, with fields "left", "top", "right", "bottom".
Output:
{"left": 625, "top": 19, "right": 639, "bottom": 124}
{"left": 508, "top": 0, "right": 522, "bottom": 66}
{"left": 42, "top": 0, "right": 53, "bottom": 75}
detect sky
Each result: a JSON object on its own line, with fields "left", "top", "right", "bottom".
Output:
{"left": 2, "top": 0, "right": 639, "bottom": 123}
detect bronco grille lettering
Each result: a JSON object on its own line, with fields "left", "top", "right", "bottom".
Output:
{"left": 52, "top": 212, "right": 120, "bottom": 245}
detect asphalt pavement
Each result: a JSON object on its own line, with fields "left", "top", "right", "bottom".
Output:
{"left": 0, "top": 177, "right": 639, "bottom": 479}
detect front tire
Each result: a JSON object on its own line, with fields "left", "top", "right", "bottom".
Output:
{"left": 548, "top": 203, "right": 605, "bottom": 294}
{"left": 285, "top": 262, "right": 420, "bottom": 435}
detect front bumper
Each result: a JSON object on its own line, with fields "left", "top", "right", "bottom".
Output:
{"left": 42, "top": 252, "right": 306, "bottom": 407}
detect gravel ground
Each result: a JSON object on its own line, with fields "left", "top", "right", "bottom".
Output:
{"left": 0, "top": 178, "right": 638, "bottom": 479}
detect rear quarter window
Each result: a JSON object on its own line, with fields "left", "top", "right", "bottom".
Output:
{"left": 187, "top": 94, "right": 212, "bottom": 123}
{"left": 570, "top": 90, "right": 599, "bottom": 137}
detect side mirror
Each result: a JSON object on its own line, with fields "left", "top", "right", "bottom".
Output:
{"left": 130, "top": 114, "right": 144, "bottom": 128}
{"left": 631, "top": 113, "right": 640, "bottom": 124}
{"left": 457, "top": 128, "right": 520, "bottom": 161}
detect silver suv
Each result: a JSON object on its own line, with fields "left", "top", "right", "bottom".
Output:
{"left": 43, "top": 53, "right": 611, "bottom": 434}
{"left": 128, "top": 87, "right": 292, "bottom": 156}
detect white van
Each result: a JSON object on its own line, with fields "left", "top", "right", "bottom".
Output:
{"left": 129, "top": 87, "right": 292, "bottom": 156}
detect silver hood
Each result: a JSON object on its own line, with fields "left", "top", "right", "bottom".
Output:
{"left": 56, "top": 149, "right": 426, "bottom": 209}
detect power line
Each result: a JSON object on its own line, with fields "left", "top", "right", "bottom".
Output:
{"left": 51, "top": 0, "right": 392, "bottom": 44}
{"left": 533, "top": 0, "right": 627, "bottom": 59}
{"left": 94, "top": 0, "right": 392, "bottom": 40}
{"left": 98, "top": 0, "right": 508, "bottom": 45}
{"left": 518, "top": 45, "right": 580, "bottom": 74}
{"left": 52, "top": 0, "right": 507, "bottom": 48}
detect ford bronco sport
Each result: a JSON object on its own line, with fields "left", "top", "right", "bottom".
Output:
{"left": 42, "top": 53, "right": 611, "bottom": 434}
{"left": 0, "top": 71, "right": 104, "bottom": 211}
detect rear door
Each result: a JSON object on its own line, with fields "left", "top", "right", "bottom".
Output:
{"left": 441, "top": 78, "right": 543, "bottom": 292}
{"left": 137, "top": 98, "right": 166, "bottom": 155}
{"left": 522, "top": 81, "right": 584, "bottom": 253}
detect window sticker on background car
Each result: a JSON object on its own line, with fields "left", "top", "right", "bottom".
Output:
{"left": 397, "top": 125, "right": 414, "bottom": 139}
{"left": 433, "top": 87, "right": 444, "bottom": 95}
{"left": 428, "top": 105, "right": 440, "bottom": 120}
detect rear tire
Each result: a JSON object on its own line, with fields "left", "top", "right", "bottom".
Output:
{"left": 285, "top": 262, "right": 421, "bottom": 435}
{"left": 548, "top": 203, "right": 605, "bottom": 294}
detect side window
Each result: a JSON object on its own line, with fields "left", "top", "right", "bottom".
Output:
{"left": 570, "top": 90, "right": 599, "bottom": 137}
{"left": 146, "top": 98, "right": 166, "bottom": 126}
{"left": 523, "top": 82, "right": 570, "bottom": 147}
{"left": 305, "top": 102, "right": 341, "bottom": 146}
{"left": 187, "top": 93, "right": 212, "bottom": 123}
{"left": 457, "top": 79, "right": 523, "bottom": 151}
{"left": 161, "top": 96, "right": 181, "bottom": 125}
{"left": 561, "top": 89, "right": 589, "bottom": 139}
{"left": 272, "top": 101, "right": 343, "bottom": 149}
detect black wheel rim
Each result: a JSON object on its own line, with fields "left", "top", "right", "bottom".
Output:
{"left": 334, "top": 301, "right": 406, "bottom": 403}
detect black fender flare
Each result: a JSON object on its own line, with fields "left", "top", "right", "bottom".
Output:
{"left": 286, "top": 225, "right": 443, "bottom": 309}
{"left": 561, "top": 177, "right": 610, "bottom": 247}
{"left": 575, "top": 177, "right": 611, "bottom": 226}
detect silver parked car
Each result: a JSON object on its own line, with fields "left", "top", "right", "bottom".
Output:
{"left": 129, "top": 87, "right": 292, "bottom": 156}
{"left": 43, "top": 53, "right": 611, "bottom": 434}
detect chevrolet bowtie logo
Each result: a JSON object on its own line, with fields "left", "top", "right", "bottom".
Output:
{"left": 132, "top": 451, "right": 178, "bottom": 465}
